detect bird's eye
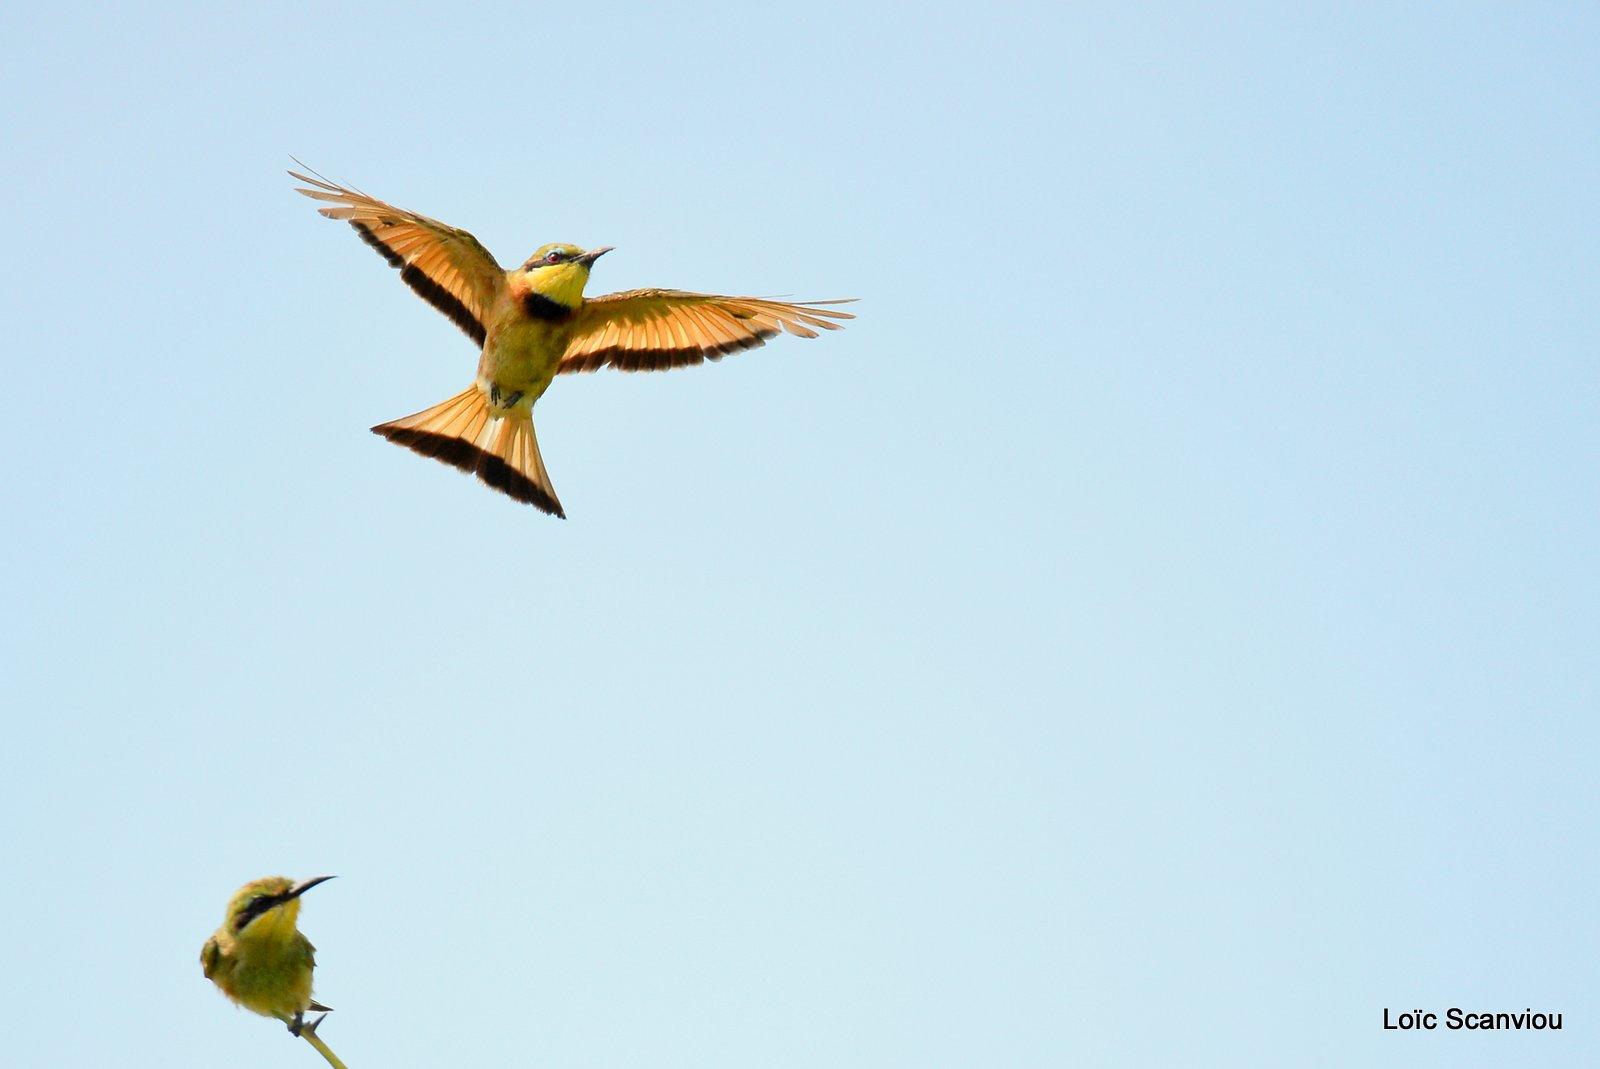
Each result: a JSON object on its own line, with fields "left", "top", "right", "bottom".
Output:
{"left": 546, "top": 251, "right": 562, "bottom": 264}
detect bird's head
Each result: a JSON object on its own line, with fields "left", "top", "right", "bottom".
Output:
{"left": 516, "top": 244, "right": 613, "bottom": 309}
{"left": 224, "top": 875, "right": 335, "bottom": 941}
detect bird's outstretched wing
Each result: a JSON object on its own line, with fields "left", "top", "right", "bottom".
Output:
{"left": 559, "top": 290, "right": 855, "bottom": 374}
{"left": 291, "top": 165, "right": 505, "bottom": 347}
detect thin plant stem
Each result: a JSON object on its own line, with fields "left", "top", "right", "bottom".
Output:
{"left": 300, "top": 1022, "right": 350, "bottom": 1069}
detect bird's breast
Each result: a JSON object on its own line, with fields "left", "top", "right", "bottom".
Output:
{"left": 479, "top": 315, "right": 573, "bottom": 400}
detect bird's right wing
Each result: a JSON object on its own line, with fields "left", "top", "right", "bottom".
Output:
{"left": 559, "top": 290, "right": 855, "bottom": 374}
{"left": 291, "top": 165, "right": 505, "bottom": 347}
{"left": 200, "top": 936, "right": 221, "bottom": 978}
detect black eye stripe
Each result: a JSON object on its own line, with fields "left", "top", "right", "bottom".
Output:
{"left": 233, "top": 892, "right": 285, "bottom": 932}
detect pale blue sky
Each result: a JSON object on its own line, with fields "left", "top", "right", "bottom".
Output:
{"left": 1, "top": 3, "right": 1595, "bottom": 1067}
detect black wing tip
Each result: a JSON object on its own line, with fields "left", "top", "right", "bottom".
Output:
{"left": 373, "top": 425, "right": 566, "bottom": 518}
{"left": 398, "top": 263, "right": 489, "bottom": 346}
{"left": 562, "top": 333, "right": 771, "bottom": 375}
{"left": 344, "top": 224, "right": 489, "bottom": 347}
{"left": 350, "top": 221, "right": 405, "bottom": 268}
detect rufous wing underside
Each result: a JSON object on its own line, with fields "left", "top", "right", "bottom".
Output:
{"left": 561, "top": 290, "right": 855, "bottom": 373}
{"left": 291, "top": 166, "right": 503, "bottom": 347}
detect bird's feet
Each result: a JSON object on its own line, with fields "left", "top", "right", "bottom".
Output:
{"left": 489, "top": 384, "right": 525, "bottom": 408}
{"left": 291, "top": 1010, "right": 331, "bottom": 1038}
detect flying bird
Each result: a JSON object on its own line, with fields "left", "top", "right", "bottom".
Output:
{"left": 291, "top": 166, "right": 855, "bottom": 516}
{"left": 201, "top": 875, "right": 336, "bottom": 1036}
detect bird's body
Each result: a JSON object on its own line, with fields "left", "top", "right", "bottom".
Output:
{"left": 292, "top": 165, "right": 855, "bottom": 516}
{"left": 201, "top": 875, "right": 335, "bottom": 1034}
{"left": 478, "top": 276, "right": 583, "bottom": 416}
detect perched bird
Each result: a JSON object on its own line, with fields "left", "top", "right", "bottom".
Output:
{"left": 291, "top": 165, "right": 856, "bottom": 517}
{"left": 200, "top": 875, "right": 336, "bottom": 1035}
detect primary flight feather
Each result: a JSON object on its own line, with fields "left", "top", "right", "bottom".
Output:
{"left": 291, "top": 165, "right": 855, "bottom": 517}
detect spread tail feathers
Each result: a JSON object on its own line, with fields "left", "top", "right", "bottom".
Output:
{"left": 372, "top": 386, "right": 565, "bottom": 517}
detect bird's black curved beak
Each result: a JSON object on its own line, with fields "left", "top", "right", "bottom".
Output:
{"left": 576, "top": 246, "right": 614, "bottom": 266}
{"left": 287, "top": 875, "right": 337, "bottom": 900}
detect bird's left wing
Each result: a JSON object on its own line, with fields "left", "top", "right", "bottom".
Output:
{"left": 559, "top": 290, "right": 855, "bottom": 374}
{"left": 291, "top": 166, "right": 504, "bottom": 348}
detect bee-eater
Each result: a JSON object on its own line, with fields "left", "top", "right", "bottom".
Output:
{"left": 291, "top": 165, "right": 855, "bottom": 517}
{"left": 201, "top": 875, "right": 336, "bottom": 1035}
